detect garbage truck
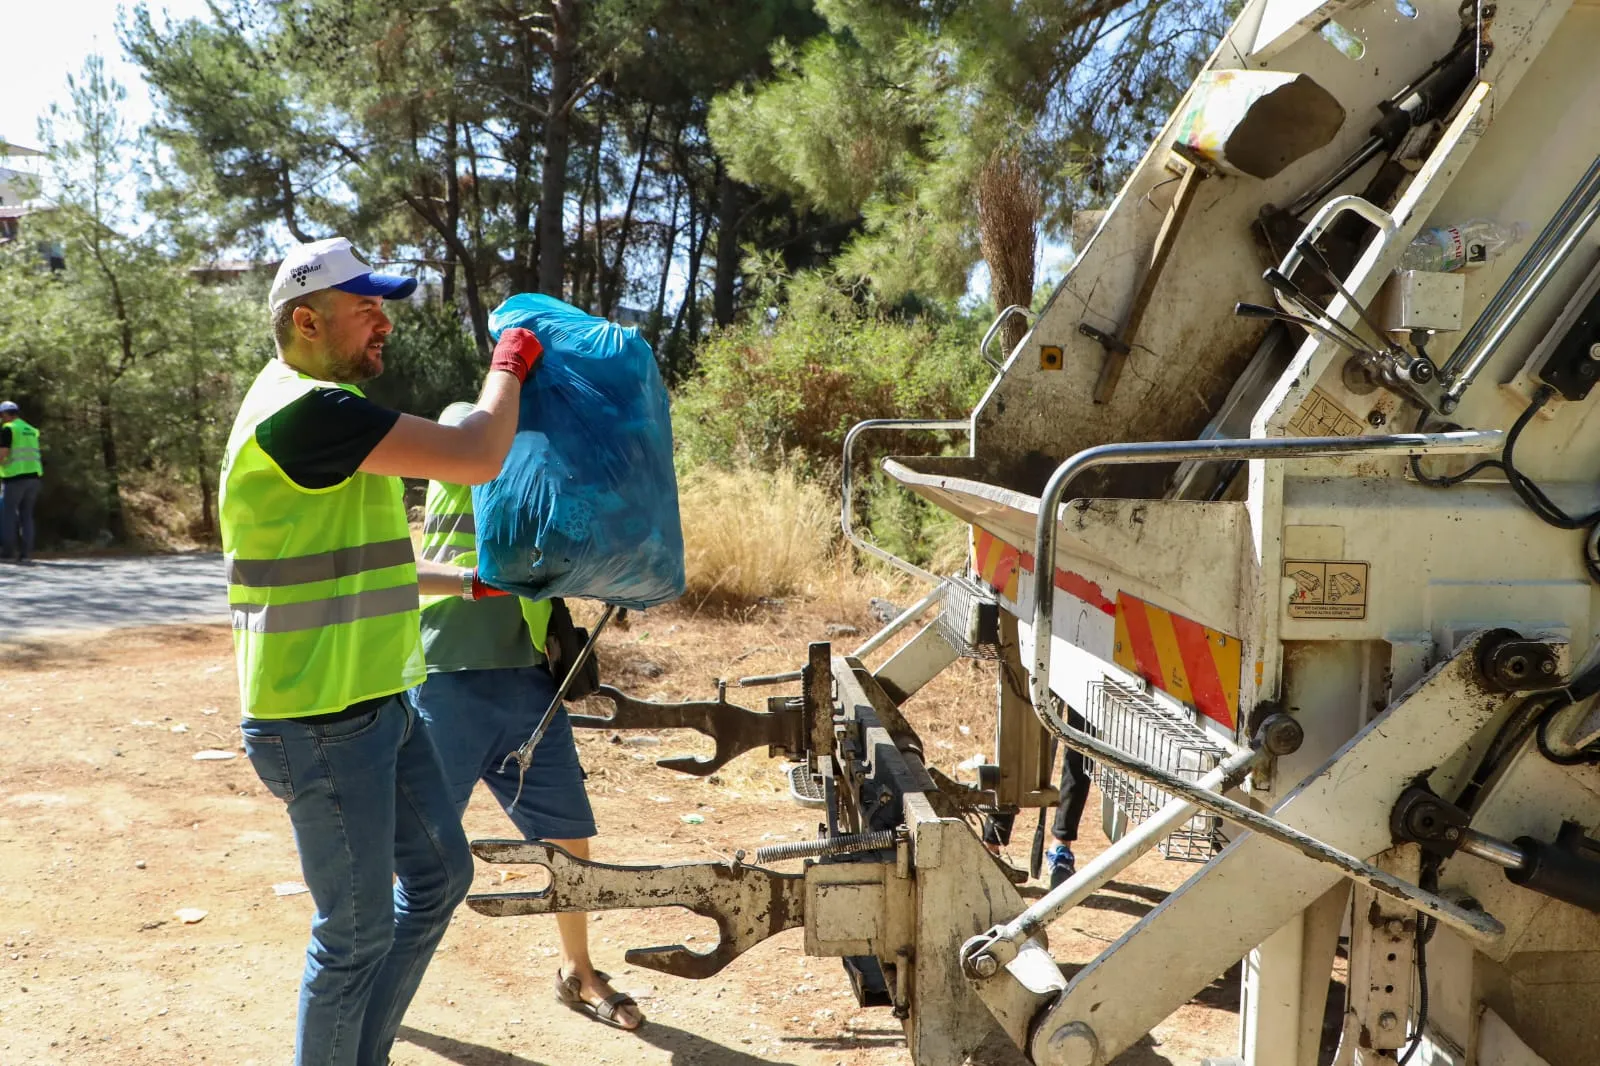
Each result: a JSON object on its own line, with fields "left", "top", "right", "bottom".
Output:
{"left": 467, "top": 0, "right": 1600, "bottom": 1060}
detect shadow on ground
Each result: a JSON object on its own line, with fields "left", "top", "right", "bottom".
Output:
{"left": 402, "top": 1019, "right": 818, "bottom": 1065}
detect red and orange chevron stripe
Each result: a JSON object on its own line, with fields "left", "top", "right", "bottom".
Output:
{"left": 1112, "top": 592, "right": 1240, "bottom": 729}
{"left": 972, "top": 526, "right": 1241, "bottom": 729}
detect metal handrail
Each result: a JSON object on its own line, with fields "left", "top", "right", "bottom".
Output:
{"left": 841, "top": 418, "right": 970, "bottom": 584}
{"left": 1021, "top": 430, "right": 1507, "bottom": 942}
{"left": 979, "top": 305, "right": 1037, "bottom": 373}
{"left": 1440, "top": 151, "right": 1600, "bottom": 409}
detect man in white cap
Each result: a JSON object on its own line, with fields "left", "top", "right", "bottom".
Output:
{"left": 0, "top": 400, "right": 42, "bottom": 563}
{"left": 223, "top": 236, "right": 542, "bottom": 1066}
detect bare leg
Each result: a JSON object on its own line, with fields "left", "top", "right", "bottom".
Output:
{"left": 549, "top": 837, "right": 644, "bottom": 1030}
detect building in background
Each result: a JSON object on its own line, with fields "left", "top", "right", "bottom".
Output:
{"left": 0, "top": 141, "right": 50, "bottom": 245}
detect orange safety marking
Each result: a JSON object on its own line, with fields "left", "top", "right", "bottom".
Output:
{"left": 970, "top": 525, "right": 1115, "bottom": 613}
{"left": 1112, "top": 592, "right": 1241, "bottom": 729}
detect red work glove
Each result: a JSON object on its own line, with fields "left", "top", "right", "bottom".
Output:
{"left": 462, "top": 570, "right": 510, "bottom": 601}
{"left": 472, "top": 575, "right": 508, "bottom": 600}
{"left": 490, "top": 327, "right": 543, "bottom": 383}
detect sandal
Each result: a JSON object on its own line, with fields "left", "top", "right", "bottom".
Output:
{"left": 555, "top": 967, "right": 646, "bottom": 1030}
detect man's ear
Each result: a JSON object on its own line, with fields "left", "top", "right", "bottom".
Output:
{"left": 292, "top": 302, "right": 322, "bottom": 341}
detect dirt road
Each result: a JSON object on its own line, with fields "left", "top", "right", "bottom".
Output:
{"left": 0, "top": 602, "right": 1237, "bottom": 1066}
{"left": 1, "top": 554, "right": 227, "bottom": 638}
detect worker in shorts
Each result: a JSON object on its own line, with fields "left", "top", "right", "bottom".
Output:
{"left": 408, "top": 402, "right": 645, "bottom": 1032}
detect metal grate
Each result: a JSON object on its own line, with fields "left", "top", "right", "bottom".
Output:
{"left": 1082, "top": 677, "right": 1229, "bottom": 862}
{"left": 787, "top": 762, "right": 826, "bottom": 809}
{"left": 938, "top": 573, "right": 1002, "bottom": 660}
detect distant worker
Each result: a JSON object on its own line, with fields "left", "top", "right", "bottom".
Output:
{"left": 407, "top": 407, "right": 645, "bottom": 1031}
{"left": 0, "top": 400, "right": 42, "bottom": 564}
{"left": 222, "top": 236, "right": 545, "bottom": 1066}
{"left": 982, "top": 706, "right": 1094, "bottom": 888}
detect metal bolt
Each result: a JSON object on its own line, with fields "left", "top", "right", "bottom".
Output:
{"left": 1379, "top": 1011, "right": 1400, "bottom": 1031}
{"left": 1367, "top": 409, "right": 1387, "bottom": 427}
{"left": 1540, "top": 658, "right": 1557, "bottom": 675}
{"left": 1444, "top": 827, "right": 1461, "bottom": 841}
{"left": 1385, "top": 918, "right": 1407, "bottom": 937}
{"left": 1588, "top": 342, "right": 1600, "bottom": 362}
{"left": 1046, "top": 1022, "right": 1100, "bottom": 1066}
{"left": 971, "top": 954, "right": 999, "bottom": 979}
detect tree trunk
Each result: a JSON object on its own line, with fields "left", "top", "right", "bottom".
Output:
{"left": 441, "top": 113, "right": 462, "bottom": 307}
{"left": 646, "top": 126, "right": 683, "bottom": 352}
{"left": 685, "top": 201, "right": 709, "bottom": 345}
{"left": 603, "top": 105, "right": 653, "bottom": 318}
{"left": 712, "top": 165, "right": 742, "bottom": 328}
{"left": 510, "top": 30, "right": 538, "bottom": 294}
{"left": 665, "top": 190, "right": 700, "bottom": 374}
{"left": 97, "top": 388, "right": 125, "bottom": 542}
{"left": 536, "top": 0, "right": 580, "bottom": 298}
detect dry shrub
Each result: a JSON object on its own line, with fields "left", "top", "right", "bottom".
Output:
{"left": 679, "top": 464, "right": 836, "bottom": 609}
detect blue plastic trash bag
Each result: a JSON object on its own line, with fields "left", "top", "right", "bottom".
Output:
{"left": 472, "top": 293, "right": 685, "bottom": 609}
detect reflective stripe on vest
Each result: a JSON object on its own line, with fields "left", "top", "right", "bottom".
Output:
{"left": 419, "top": 478, "right": 551, "bottom": 651}
{"left": 1, "top": 419, "right": 42, "bottom": 478}
{"left": 219, "top": 360, "right": 423, "bottom": 719}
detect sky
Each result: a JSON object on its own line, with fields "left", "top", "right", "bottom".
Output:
{"left": 0, "top": 0, "right": 213, "bottom": 150}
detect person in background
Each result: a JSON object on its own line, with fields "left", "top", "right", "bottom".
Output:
{"left": 0, "top": 400, "right": 43, "bottom": 564}
{"left": 223, "top": 236, "right": 544, "bottom": 1066}
{"left": 981, "top": 707, "right": 1094, "bottom": 888}
{"left": 407, "top": 403, "right": 645, "bottom": 1031}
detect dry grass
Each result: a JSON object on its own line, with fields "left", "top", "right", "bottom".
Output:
{"left": 678, "top": 463, "right": 838, "bottom": 609}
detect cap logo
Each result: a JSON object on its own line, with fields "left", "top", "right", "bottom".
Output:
{"left": 289, "top": 261, "right": 323, "bottom": 287}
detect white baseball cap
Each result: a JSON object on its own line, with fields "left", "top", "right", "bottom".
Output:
{"left": 268, "top": 236, "right": 417, "bottom": 312}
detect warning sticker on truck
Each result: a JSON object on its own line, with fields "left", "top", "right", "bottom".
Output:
{"left": 1288, "top": 388, "right": 1366, "bottom": 438}
{"left": 1284, "top": 559, "right": 1369, "bottom": 619}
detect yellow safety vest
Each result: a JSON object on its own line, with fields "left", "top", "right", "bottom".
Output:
{"left": 219, "top": 360, "right": 423, "bottom": 719}
{"left": 419, "top": 478, "right": 550, "bottom": 653}
{"left": 1, "top": 419, "right": 42, "bottom": 477}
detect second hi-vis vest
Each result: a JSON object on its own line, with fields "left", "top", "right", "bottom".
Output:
{"left": 1, "top": 419, "right": 42, "bottom": 477}
{"left": 220, "top": 360, "right": 423, "bottom": 719}
{"left": 420, "top": 478, "right": 550, "bottom": 653}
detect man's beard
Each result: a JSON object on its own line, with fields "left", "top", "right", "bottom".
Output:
{"left": 326, "top": 344, "right": 383, "bottom": 384}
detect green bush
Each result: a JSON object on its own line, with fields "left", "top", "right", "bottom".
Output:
{"left": 673, "top": 274, "right": 989, "bottom": 471}
{"left": 672, "top": 273, "right": 989, "bottom": 569}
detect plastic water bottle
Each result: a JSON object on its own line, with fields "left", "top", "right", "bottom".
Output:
{"left": 1400, "top": 220, "right": 1527, "bottom": 272}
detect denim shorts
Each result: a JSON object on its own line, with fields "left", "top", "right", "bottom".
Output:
{"left": 409, "top": 665, "right": 596, "bottom": 840}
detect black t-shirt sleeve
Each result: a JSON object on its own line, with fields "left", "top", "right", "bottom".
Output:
{"left": 0, "top": 426, "right": 11, "bottom": 448}
{"left": 255, "top": 388, "right": 401, "bottom": 490}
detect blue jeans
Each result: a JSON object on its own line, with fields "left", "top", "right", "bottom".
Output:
{"left": 1, "top": 477, "right": 39, "bottom": 560}
{"left": 242, "top": 695, "right": 474, "bottom": 1066}
{"left": 410, "top": 665, "right": 596, "bottom": 840}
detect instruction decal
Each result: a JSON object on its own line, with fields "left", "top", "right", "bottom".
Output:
{"left": 1284, "top": 559, "right": 1369, "bottom": 619}
{"left": 1288, "top": 387, "right": 1366, "bottom": 438}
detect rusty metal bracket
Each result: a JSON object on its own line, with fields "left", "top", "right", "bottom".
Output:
{"left": 467, "top": 840, "right": 804, "bottom": 979}
{"left": 569, "top": 685, "right": 805, "bottom": 776}
{"left": 1079, "top": 154, "right": 1208, "bottom": 404}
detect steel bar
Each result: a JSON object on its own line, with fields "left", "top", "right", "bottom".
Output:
{"left": 980, "top": 305, "right": 1037, "bottom": 372}
{"left": 993, "top": 745, "right": 1265, "bottom": 949}
{"left": 841, "top": 418, "right": 970, "bottom": 584}
{"left": 1458, "top": 829, "right": 1528, "bottom": 871}
{"left": 1032, "top": 711, "right": 1502, "bottom": 941}
{"left": 501, "top": 602, "right": 617, "bottom": 777}
{"left": 1441, "top": 151, "right": 1600, "bottom": 406}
